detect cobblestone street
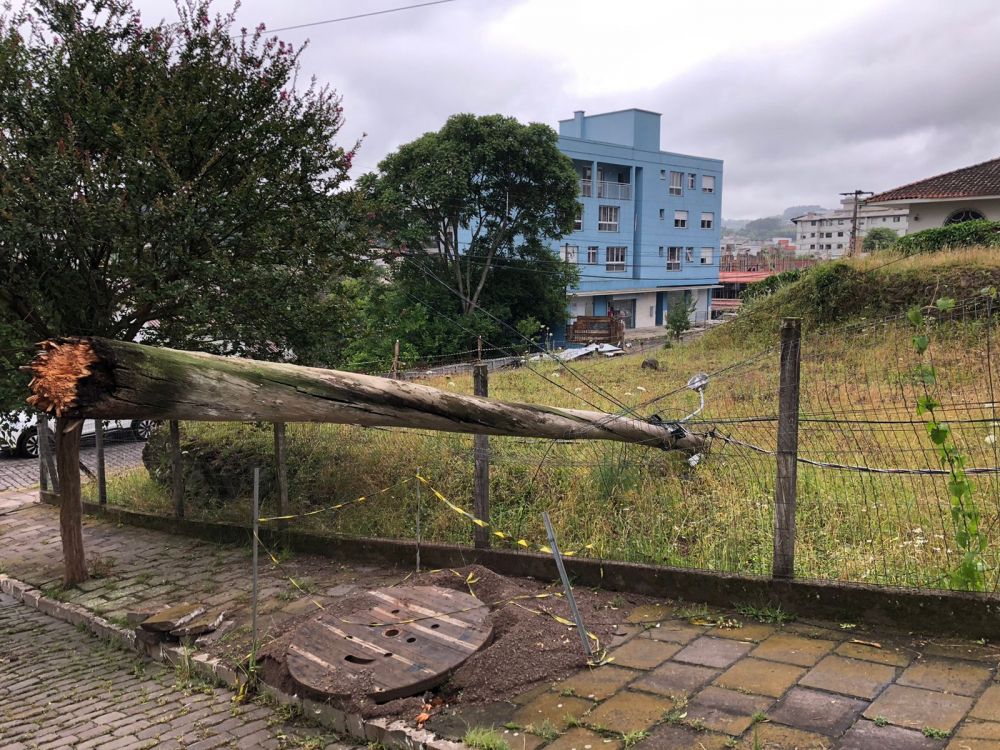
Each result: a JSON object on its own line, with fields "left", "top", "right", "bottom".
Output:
{"left": 0, "top": 440, "right": 145, "bottom": 492}
{"left": 0, "top": 593, "right": 362, "bottom": 750}
{"left": 3, "top": 497, "right": 1000, "bottom": 748}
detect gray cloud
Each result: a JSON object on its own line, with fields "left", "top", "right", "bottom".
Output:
{"left": 132, "top": 0, "right": 1000, "bottom": 217}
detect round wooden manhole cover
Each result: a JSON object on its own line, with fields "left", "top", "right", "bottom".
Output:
{"left": 285, "top": 585, "right": 493, "bottom": 702}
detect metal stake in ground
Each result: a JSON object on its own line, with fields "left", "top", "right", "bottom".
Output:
{"left": 542, "top": 511, "right": 592, "bottom": 658}
{"left": 415, "top": 468, "right": 422, "bottom": 573}
{"left": 251, "top": 467, "right": 260, "bottom": 661}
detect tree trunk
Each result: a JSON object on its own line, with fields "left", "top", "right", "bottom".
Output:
{"left": 27, "top": 337, "right": 705, "bottom": 452}
{"left": 55, "top": 417, "right": 88, "bottom": 586}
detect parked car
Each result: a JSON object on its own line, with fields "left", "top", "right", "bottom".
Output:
{"left": 0, "top": 411, "right": 158, "bottom": 458}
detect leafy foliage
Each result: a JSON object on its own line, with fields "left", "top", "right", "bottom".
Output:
{"left": 666, "top": 302, "right": 695, "bottom": 340}
{"left": 740, "top": 270, "right": 802, "bottom": 303}
{"left": 908, "top": 297, "right": 988, "bottom": 591}
{"left": 862, "top": 227, "right": 900, "bottom": 252}
{"left": 0, "top": 0, "right": 366, "bottom": 410}
{"left": 363, "top": 113, "right": 579, "bottom": 316}
{"left": 895, "top": 220, "right": 1000, "bottom": 255}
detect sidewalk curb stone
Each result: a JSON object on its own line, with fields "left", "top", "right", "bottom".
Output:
{"left": 0, "top": 572, "right": 469, "bottom": 749}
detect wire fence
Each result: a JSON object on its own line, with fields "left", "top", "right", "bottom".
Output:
{"left": 60, "top": 299, "right": 1000, "bottom": 595}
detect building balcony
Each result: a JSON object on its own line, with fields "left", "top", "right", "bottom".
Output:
{"left": 578, "top": 179, "right": 632, "bottom": 200}
{"left": 597, "top": 180, "right": 632, "bottom": 200}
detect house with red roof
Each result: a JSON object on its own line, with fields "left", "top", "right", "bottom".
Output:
{"left": 867, "top": 157, "right": 1000, "bottom": 232}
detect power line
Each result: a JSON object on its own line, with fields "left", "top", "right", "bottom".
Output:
{"left": 265, "top": 0, "right": 462, "bottom": 34}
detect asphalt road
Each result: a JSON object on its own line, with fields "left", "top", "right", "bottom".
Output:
{"left": 0, "top": 439, "right": 145, "bottom": 491}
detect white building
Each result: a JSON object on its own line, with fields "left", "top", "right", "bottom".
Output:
{"left": 867, "top": 156, "right": 1000, "bottom": 232}
{"left": 792, "top": 198, "right": 908, "bottom": 258}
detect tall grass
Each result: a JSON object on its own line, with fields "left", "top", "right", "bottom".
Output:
{"left": 90, "top": 252, "right": 1000, "bottom": 592}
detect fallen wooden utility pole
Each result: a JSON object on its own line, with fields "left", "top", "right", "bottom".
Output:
{"left": 26, "top": 338, "right": 706, "bottom": 450}
{"left": 26, "top": 337, "right": 706, "bottom": 586}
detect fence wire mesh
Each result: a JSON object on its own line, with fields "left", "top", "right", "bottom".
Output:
{"left": 74, "top": 300, "right": 1000, "bottom": 595}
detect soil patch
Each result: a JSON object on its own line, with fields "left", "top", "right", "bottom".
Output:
{"left": 255, "top": 564, "right": 652, "bottom": 721}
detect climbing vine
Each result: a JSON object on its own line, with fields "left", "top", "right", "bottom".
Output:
{"left": 908, "top": 297, "right": 989, "bottom": 591}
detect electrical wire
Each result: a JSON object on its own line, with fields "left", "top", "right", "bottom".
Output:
{"left": 264, "top": 0, "right": 462, "bottom": 34}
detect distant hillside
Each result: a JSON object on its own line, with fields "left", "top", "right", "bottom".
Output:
{"left": 783, "top": 204, "right": 829, "bottom": 220}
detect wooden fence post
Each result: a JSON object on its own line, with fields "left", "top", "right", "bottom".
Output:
{"left": 472, "top": 364, "right": 491, "bottom": 548}
{"left": 772, "top": 318, "right": 802, "bottom": 579}
{"left": 56, "top": 417, "right": 87, "bottom": 585}
{"left": 274, "top": 421, "right": 289, "bottom": 526}
{"left": 94, "top": 419, "right": 107, "bottom": 505}
{"left": 170, "top": 420, "right": 184, "bottom": 519}
{"left": 37, "top": 414, "right": 52, "bottom": 492}
{"left": 391, "top": 339, "right": 400, "bottom": 379}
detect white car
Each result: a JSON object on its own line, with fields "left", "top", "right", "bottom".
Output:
{"left": 0, "top": 412, "right": 158, "bottom": 458}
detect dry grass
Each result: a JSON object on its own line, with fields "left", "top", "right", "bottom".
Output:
{"left": 91, "top": 249, "right": 1000, "bottom": 591}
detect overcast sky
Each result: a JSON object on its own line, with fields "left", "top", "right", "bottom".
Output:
{"left": 133, "top": 0, "right": 1000, "bottom": 218}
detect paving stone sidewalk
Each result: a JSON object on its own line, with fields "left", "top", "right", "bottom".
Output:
{"left": 2, "top": 496, "right": 1000, "bottom": 749}
{"left": 0, "top": 593, "right": 362, "bottom": 749}
{"left": 0, "top": 440, "right": 144, "bottom": 491}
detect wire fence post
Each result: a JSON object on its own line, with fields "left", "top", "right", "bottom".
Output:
{"left": 251, "top": 466, "right": 260, "bottom": 664}
{"left": 170, "top": 420, "right": 184, "bottom": 519}
{"left": 772, "top": 317, "right": 802, "bottom": 579}
{"left": 391, "top": 339, "right": 400, "bottom": 379}
{"left": 273, "top": 422, "right": 289, "bottom": 533}
{"left": 37, "top": 414, "right": 54, "bottom": 493}
{"left": 473, "top": 364, "right": 491, "bottom": 549}
{"left": 415, "top": 467, "right": 422, "bottom": 572}
{"left": 94, "top": 419, "right": 107, "bottom": 505}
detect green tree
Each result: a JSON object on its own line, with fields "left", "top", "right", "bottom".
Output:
{"left": 364, "top": 113, "right": 579, "bottom": 316}
{"left": 863, "top": 227, "right": 899, "bottom": 252}
{"left": 0, "top": 0, "right": 367, "bottom": 582}
{"left": 0, "top": 0, "right": 366, "bottom": 403}
{"left": 666, "top": 302, "right": 695, "bottom": 340}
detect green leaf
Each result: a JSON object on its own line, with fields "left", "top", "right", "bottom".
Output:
{"left": 935, "top": 297, "right": 956, "bottom": 311}
{"left": 912, "top": 334, "right": 929, "bottom": 354}
{"left": 916, "top": 395, "right": 940, "bottom": 415}
{"left": 916, "top": 364, "right": 937, "bottom": 385}
{"left": 928, "top": 423, "right": 951, "bottom": 445}
{"left": 906, "top": 307, "right": 923, "bottom": 327}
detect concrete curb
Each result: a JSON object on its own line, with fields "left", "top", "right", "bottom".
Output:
{"left": 0, "top": 573, "right": 467, "bottom": 750}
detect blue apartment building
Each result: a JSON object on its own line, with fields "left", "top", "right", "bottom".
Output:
{"left": 556, "top": 109, "right": 722, "bottom": 330}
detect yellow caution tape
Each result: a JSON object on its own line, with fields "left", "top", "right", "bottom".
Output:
{"left": 414, "top": 474, "right": 598, "bottom": 558}
{"left": 257, "top": 477, "right": 415, "bottom": 523}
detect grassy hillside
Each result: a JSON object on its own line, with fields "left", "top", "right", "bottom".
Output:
{"left": 94, "top": 249, "right": 1000, "bottom": 591}
{"left": 718, "top": 247, "right": 1000, "bottom": 344}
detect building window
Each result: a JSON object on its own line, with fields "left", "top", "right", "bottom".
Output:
{"left": 606, "top": 246, "right": 626, "bottom": 272}
{"left": 701, "top": 175, "right": 715, "bottom": 193}
{"left": 700, "top": 247, "right": 713, "bottom": 265}
{"left": 685, "top": 247, "right": 694, "bottom": 263}
{"left": 688, "top": 173, "right": 696, "bottom": 189}
{"left": 837, "top": 231, "right": 844, "bottom": 237}
{"left": 893, "top": 215, "right": 901, "bottom": 222}
{"left": 658, "top": 246, "right": 665, "bottom": 257}
{"left": 574, "top": 204, "right": 583, "bottom": 231}
{"left": 669, "top": 171, "right": 683, "bottom": 196}
{"left": 586, "top": 246, "right": 598, "bottom": 264}
{"left": 674, "top": 210, "right": 688, "bottom": 228}
{"left": 811, "top": 220, "right": 816, "bottom": 226}
{"left": 563, "top": 245, "right": 578, "bottom": 263}
{"left": 700, "top": 212, "right": 714, "bottom": 229}
{"left": 838, "top": 219, "right": 844, "bottom": 225}
{"left": 598, "top": 205, "right": 619, "bottom": 231}
{"left": 659, "top": 208, "right": 665, "bottom": 220}
{"left": 666, "top": 246, "right": 682, "bottom": 271}
{"left": 659, "top": 169, "right": 666, "bottom": 180}
{"left": 945, "top": 208, "right": 986, "bottom": 225}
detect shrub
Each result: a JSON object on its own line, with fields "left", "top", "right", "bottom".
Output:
{"left": 740, "top": 269, "right": 802, "bottom": 303}
{"left": 895, "top": 220, "right": 1000, "bottom": 255}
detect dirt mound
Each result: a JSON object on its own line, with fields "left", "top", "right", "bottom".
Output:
{"left": 256, "top": 564, "right": 646, "bottom": 717}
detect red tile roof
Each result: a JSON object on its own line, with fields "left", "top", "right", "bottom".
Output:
{"left": 868, "top": 157, "right": 1000, "bottom": 203}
